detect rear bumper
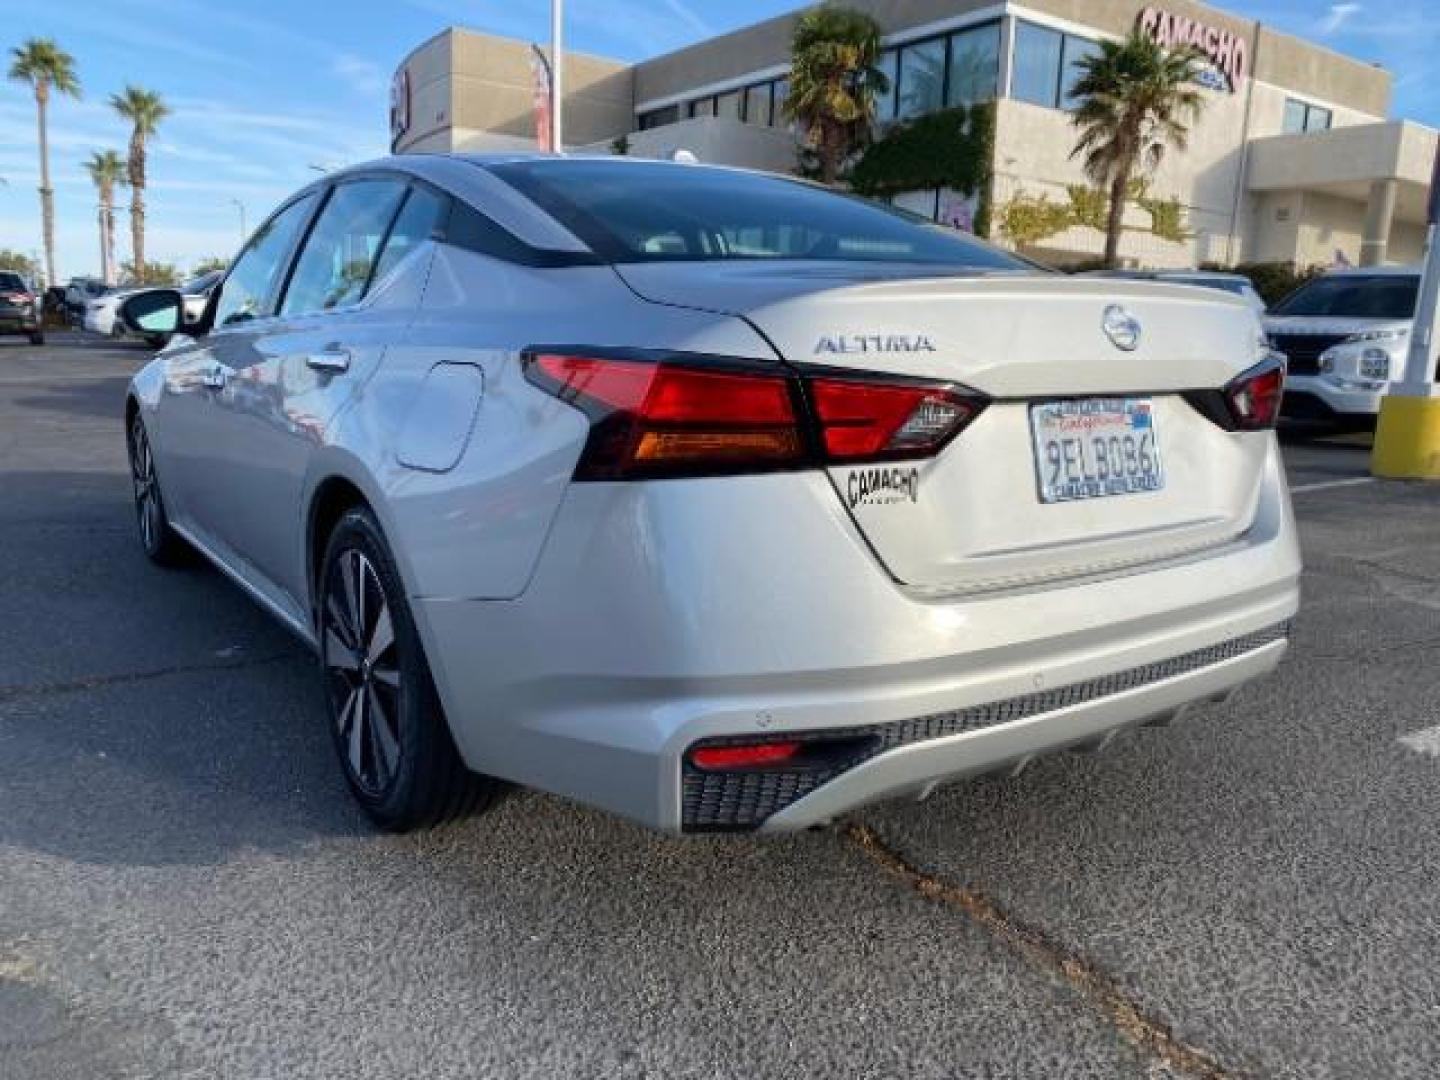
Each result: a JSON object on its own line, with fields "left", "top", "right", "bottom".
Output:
{"left": 760, "top": 626, "right": 1287, "bottom": 829}
{"left": 414, "top": 440, "right": 1301, "bottom": 832}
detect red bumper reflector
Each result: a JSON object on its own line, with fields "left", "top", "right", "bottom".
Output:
{"left": 690, "top": 742, "right": 802, "bottom": 771}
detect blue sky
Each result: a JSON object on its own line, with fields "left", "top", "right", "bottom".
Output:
{"left": 3, "top": 0, "right": 1435, "bottom": 281}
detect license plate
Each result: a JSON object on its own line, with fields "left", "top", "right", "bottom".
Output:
{"left": 1030, "top": 399, "right": 1164, "bottom": 504}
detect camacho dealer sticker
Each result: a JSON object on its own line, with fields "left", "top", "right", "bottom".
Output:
{"left": 846, "top": 466, "right": 920, "bottom": 509}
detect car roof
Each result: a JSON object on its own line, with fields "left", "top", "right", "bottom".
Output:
{"left": 1322, "top": 264, "right": 1420, "bottom": 277}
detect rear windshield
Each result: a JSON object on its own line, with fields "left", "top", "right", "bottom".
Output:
{"left": 489, "top": 159, "right": 1028, "bottom": 271}
{"left": 1271, "top": 275, "right": 1418, "bottom": 319}
{"left": 0, "top": 272, "right": 26, "bottom": 292}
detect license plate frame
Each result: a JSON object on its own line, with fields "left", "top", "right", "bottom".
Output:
{"left": 1029, "top": 398, "right": 1165, "bottom": 505}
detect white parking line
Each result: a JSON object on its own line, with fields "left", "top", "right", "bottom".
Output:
{"left": 1399, "top": 725, "right": 1440, "bottom": 758}
{"left": 1290, "top": 477, "right": 1376, "bottom": 495}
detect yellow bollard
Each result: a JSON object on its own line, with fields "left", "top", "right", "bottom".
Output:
{"left": 1372, "top": 393, "right": 1440, "bottom": 480}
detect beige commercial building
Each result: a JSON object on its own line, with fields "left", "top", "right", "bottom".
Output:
{"left": 391, "top": 0, "right": 1437, "bottom": 269}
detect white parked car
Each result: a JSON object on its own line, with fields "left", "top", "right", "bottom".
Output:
{"left": 86, "top": 271, "right": 223, "bottom": 341}
{"left": 1267, "top": 265, "right": 1420, "bottom": 428}
{"left": 122, "top": 155, "right": 1300, "bottom": 833}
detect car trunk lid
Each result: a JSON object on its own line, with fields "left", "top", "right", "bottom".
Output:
{"left": 616, "top": 262, "right": 1273, "bottom": 594}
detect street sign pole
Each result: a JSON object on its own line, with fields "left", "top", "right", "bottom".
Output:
{"left": 1372, "top": 140, "right": 1440, "bottom": 479}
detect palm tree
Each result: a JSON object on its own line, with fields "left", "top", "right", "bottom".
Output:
{"left": 110, "top": 85, "right": 171, "bottom": 282}
{"left": 7, "top": 38, "right": 81, "bottom": 288}
{"left": 84, "top": 151, "right": 127, "bottom": 286}
{"left": 1068, "top": 30, "right": 1205, "bottom": 268}
{"left": 783, "top": 2, "right": 889, "bottom": 185}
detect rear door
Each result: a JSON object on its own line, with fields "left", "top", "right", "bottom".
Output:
{"left": 204, "top": 177, "right": 447, "bottom": 605}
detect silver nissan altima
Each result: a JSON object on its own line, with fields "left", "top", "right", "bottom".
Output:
{"left": 122, "top": 155, "right": 1300, "bottom": 833}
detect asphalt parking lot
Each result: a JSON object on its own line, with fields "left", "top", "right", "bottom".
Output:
{"left": 2, "top": 334, "right": 1438, "bottom": 1080}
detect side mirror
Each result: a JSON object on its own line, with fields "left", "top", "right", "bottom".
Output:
{"left": 119, "top": 290, "right": 184, "bottom": 337}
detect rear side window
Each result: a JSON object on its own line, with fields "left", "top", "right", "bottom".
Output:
{"left": 491, "top": 159, "right": 1027, "bottom": 271}
{"left": 281, "top": 180, "right": 408, "bottom": 317}
{"left": 0, "top": 272, "right": 25, "bottom": 291}
{"left": 215, "top": 194, "right": 317, "bottom": 326}
{"left": 370, "top": 185, "right": 450, "bottom": 285}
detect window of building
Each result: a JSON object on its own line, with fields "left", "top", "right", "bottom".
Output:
{"left": 1012, "top": 21, "right": 1064, "bottom": 107}
{"left": 1060, "top": 34, "right": 1101, "bottom": 109}
{"left": 744, "top": 83, "right": 772, "bottom": 126}
{"left": 947, "top": 22, "right": 1000, "bottom": 107}
{"left": 897, "top": 37, "right": 946, "bottom": 119}
{"left": 638, "top": 105, "right": 679, "bottom": 131}
{"left": 771, "top": 79, "right": 790, "bottom": 127}
{"left": 1012, "top": 20, "right": 1096, "bottom": 110}
{"left": 1283, "top": 97, "right": 1332, "bottom": 134}
{"left": 716, "top": 90, "right": 743, "bottom": 121}
{"left": 874, "top": 49, "right": 899, "bottom": 123}
{"left": 689, "top": 97, "right": 715, "bottom": 119}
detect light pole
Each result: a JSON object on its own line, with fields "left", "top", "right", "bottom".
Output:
{"left": 551, "top": 0, "right": 564, "bottom": 153}
{"left": 1372, "top": 142, "right": 1440, "bottom": 479}
{"left": 231, "top": 199, "right": 247, "bottom": 247}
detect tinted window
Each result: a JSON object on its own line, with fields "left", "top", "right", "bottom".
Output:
{"left": 771, "top": 80, "right": 790, "bottom": 127}
{"left": 370, "top": 186, "right": 450, "bottom": 284}
{"left": 491, "top": 160, "right": 1028, "bottom": 271}
{"left": 897, "top": 38, "right": 946, "bottom": 119}
{"left": 948, "top": 23, "right": 1001, "bottom": 107}
{"left": 1282, "top": 99, "right": 1307, "bottom": 133}
{"left": 743, "top": 84, "right": 771, "bottom": 125}
{"left": 1271, "top": 276, "right": 1419, "bottom": 319}
{"left": 1283, "top": 98, "right": 1332, "bottom": 134}
{"left": 1013, "top": 22, "right": 1063, "bottom": 107}
{"left": 0, "top": 272, "right": 26, "bottom": 292}
{"left": 874, "top": 49, "right": 899, "bottom": 122}
{"left": 280, "top": 180, "right": 407, "bottom": 317}
{"left": 638, "top": 105, "right": 678, "bottom": 130}
{"left": 214, "top": 194, "right": 317, "bottom": 326}
{"left": 1060, "top": 35, "right": 1101, "bottom": 109}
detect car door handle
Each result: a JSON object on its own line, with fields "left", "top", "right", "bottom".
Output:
{"left": 306, "top": 348, "right": 352, "bottom": 374}
{"left": 201, "top": 365, "right": 228, "bottom": 390}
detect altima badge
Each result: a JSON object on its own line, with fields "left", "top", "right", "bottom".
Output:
{"left": 1102, "top": 305, "right": 1142, "bottom": 352}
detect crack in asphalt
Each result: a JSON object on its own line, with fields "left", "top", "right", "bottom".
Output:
{"left": 843, "top": 823, "right": 1245, "bottom": 1080}
{"left": 0, "top": 653, "right": 301, "bottom": 706}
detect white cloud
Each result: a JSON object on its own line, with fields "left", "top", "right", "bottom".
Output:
{"left": 331, "top": 54, "right": 390, "bottom": 100}
{"left": 1320, "top": 3, "right": 1363, "bottom": 35}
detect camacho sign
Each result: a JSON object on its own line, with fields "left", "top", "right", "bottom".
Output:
{"left": 1137, "top": 7, "right": 1248, "bottom": 93}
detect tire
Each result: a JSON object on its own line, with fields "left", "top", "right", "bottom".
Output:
{"left": 27, "top": 331, "right": 44, "bottom": 346}
{"left": 318, "top": 508, "right": 500, "bottom": 831}
{"left": 127, "top": 414, "right": 189, "bottom": 566}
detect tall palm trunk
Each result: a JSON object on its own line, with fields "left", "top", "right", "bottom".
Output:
{"left": 1101, "top": 122, "right": 1138, "bottom": 269}
{"left": 34, "top": 84, "right": 56, "bottom": 287}
{"left": 96, "top": 182, "right": 114, "bottom": 285}
{"left": 129, "top": 134, "right": 146, "bottom": 280}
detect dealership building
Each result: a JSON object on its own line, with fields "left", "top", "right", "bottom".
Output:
{"left": 391, "top": 0, "right": 1437, "bottom": 269}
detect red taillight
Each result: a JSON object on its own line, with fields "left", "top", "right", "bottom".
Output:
{"left": 524, "top": 350, "right": 987, "bottom": 480}
{"left": 810, "top": 377, "right": 984, "bottom": 461}
{"left": 691, "top": 742, "right": 801, "bottom": 770}
{"left": 527, "top": 353, "right": 805, "bottom": 479}
{"left": 1224, "top": 356, "right": 1286, "bottom": 431}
